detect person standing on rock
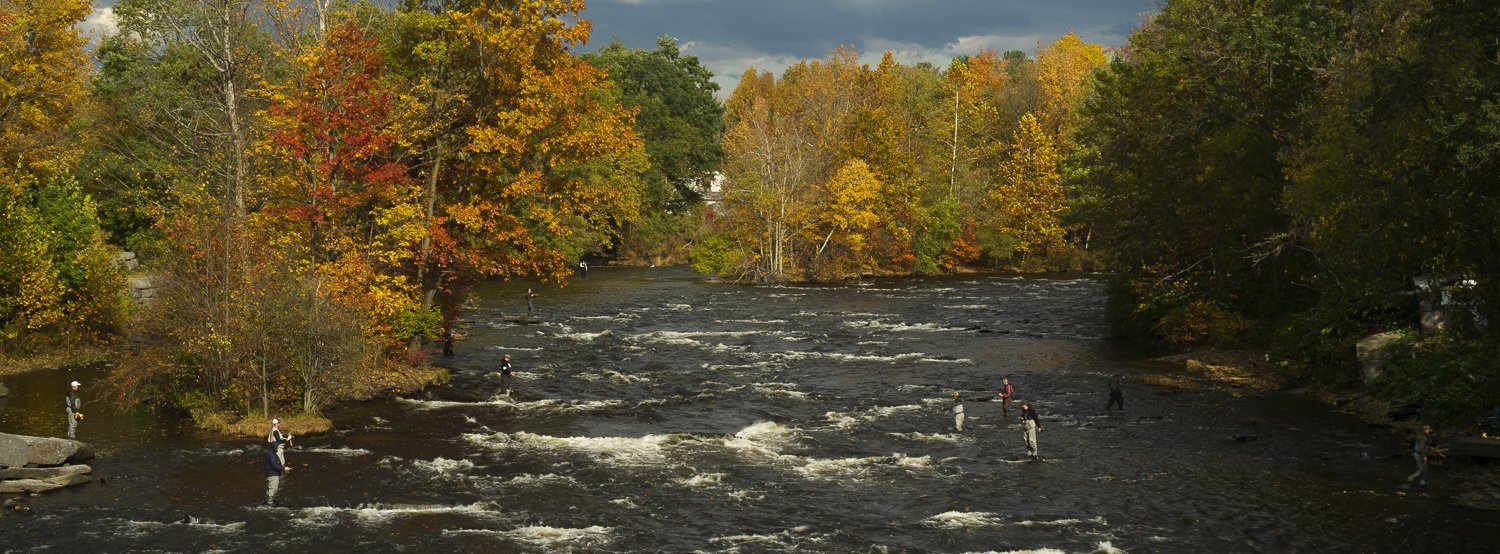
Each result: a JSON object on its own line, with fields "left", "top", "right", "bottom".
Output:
{"left": 267, "top": 418, "right": 292, "bottom": 467}
{"left": 263, "top": 437, "right": 290, "bottom": 506}
{"left": 500, "top": 354, "right": 515, "bottom": 394}
{"left": 950, "top": 391, "right": 966, "bottom": 432}
{"left": 1021, "top": 400, "right": 1043, "bottom": 460}
{"left": 997, "top": 378, "right": 1015, "bottom": 418}
{"left": 1402, "top": 425, "right": 1438, "bottom": 488}
{"left": 1106, "top": 373, "right": 1125, "bottom": 412}
{"left": 525, "top": 288, "right": 539, "bottom": 316}
{"left": 65, "top": 381, "right": 83, "bottom": 439}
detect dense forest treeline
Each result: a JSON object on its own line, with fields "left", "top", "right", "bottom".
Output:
{"left": 2, "top": 0, "right": 1496, "bottom": 426}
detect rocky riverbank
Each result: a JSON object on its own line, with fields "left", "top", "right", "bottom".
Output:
{"left": 0, "top": 433, "right": 96, "bottom": 495}
{"left": 1145, "top": 348, "right": 1500, "bottom": 511}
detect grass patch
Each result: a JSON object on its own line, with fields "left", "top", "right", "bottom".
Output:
{"left": 204, "top": 412, "right": 333, "bottom": 438}
{"left": 0, "top": 344, "right": 114, "bottom": 377}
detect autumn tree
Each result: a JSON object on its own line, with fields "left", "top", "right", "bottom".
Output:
{"left": 992, "top": 113, "right": 1065, "bottom": 258}
{"left": 0, "top": 0, "right": 123, "bottom": 347}
{"left": 1034, "top": 32, "right": 1108, "bottom": 149}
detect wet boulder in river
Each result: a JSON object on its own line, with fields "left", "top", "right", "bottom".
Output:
{"left": 0, "top": 433, "right": 95, "bottom": 467}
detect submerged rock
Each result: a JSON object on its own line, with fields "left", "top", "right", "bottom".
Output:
{"left": 0, "top": 464, "right": 91, "bottom": 480}
{"left": 0, "top": 479, "right": 63, "bottom": 494}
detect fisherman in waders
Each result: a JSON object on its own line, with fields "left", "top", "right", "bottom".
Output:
{"left": 1021, "top": 401, "right": 1042, "bottom": 460}
{"left": 950, "top": 391, "right": 966, "bottom": 432}
{"left": 579, "top": 260, "right": 589, "bottom": 278}
{"left": 997, "top": 378, "right": 1015, "bottom": 418}
{"left": 65, "top": 381, "right": 83, "bottom": 439}
{"left": 1402, "top": 425, "right": 1439, "bottom": 488}
{"left": 263, "top": 436, "right": 290, "bottom": 506}
{"left": 267, "top": 418, "right": 293, "bottom": 467}
{"left": 525, "top": 288, "right": 539, "bottom": 316}
{"left": 500, "top": 354, "right": 515, "bottom": 394}
{"left": 442, "top": 328, "right": 455, "bottom": 357}
{"left": 1106, "top": 373, "right": 1125, "bottom": 411}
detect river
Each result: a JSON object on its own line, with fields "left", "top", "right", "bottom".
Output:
{"left": 2, "top": 266, "right": 1497, "bottom": 553}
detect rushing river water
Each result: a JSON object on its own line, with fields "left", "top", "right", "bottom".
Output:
{"left": 3, "top": 267, "right": 1498, "bottom": 553}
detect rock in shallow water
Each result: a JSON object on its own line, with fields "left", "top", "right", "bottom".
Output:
{"left": 0, "top": 433, "right": 94, "bottom": 468}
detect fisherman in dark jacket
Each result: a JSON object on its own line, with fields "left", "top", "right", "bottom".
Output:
{"left": 65, "top": 381, "right": 83, "bottom": 438}
{"left": 264, "top": 437, "right": 290, "bottom": 506}
{"left": 1106, "top": 373, "right": 1124, "bottom": 411}
{"left": 1021, "top": 401, "right": 1043, "bottom": 460}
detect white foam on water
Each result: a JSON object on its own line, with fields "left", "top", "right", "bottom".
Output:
{"left": 843, "top": 319, "right": 956, "bottom": 333}
{"left": 412, "top": 457, "right": 474, "bottom": 476}
{"left": 726, "top": 382, "right": 810, "bottom": 399}
{"left": 675, "top": 472, "right": 727, "bottom": 487}
{"left": 889, "top": 431, "right": 973, "bottom": 444}
{"left": 923, "top": 511, "right": 1002, "bottom": 529}
{"left": 962, "top": 549, "right": 1067, "bottom": 554}
{"left": 792, "top": 453, "right": 934, "bottom": 479}
{"left": 553, "top": 328, "right": 613, "bottom": 342}
{"left": 824, "top": 411, "right": 861, "bottom": 429}
{"left": 575, "top": 369, "right": 648, "bottom": 384}
{"left": 118, "top": 518, "right": 246, "bottom": 534}
{"left": 571, "top": 312, "right": 638, "bottom": 321}
{"left": 771, "top": 351, "right": 925, "bottom": 363}
{"left": 1091, "top": 542, "right": 1129, "bottom": 554}
{"left": 711, "top": 527, "right": 827, "bottom": 549}
{"left": 727, "top": 489, "right": 766, "bottom": 501}
{"left": 733, "top": 421, "right": 802, "bottom": 448}
{"left": 856, "top": 340, "right": 890, "bottom": 346}
{"left": 714, "top": 318, "right": 789, "bottom": 325}
{"left": 663, "top": 303, "right": 693, "bottom": 311}
{"left": 500, "top": 473, "right": 581, "bottom": 488}
{"left": 464, "top": 431, "right": 676, "bottom": 465}
{"left": 399, "top": 396, "right": 624, "bottom": 414}
{"left": 298, "top": 446, "right": 371, "bottom": 456}
{"left": 941, "top": 304, "right": 990, "bottom": 309}
{"left": 505, "top": 525, "right": 613, "bottom": 549}
{"left": 704, "top": 363, "right": 758, "bottom": 371}
{"left": 610, "top": 497, "right": 639, "bottom": 508}
{"left": 627, "top": 331, "right": 751, "bottom": 353}
{"left": 488, "top": 346, "right": 544, "bottom": 353}
{"left": 298, "top": 503, "right": 498, "bottom": 524}
{"left": 1013, "top": 516, "right": 1108, "bottom": 527}
{"left": 825, "top": 404, "right": 924, "bottom": 429}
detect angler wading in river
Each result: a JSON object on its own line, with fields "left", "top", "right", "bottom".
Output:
{"left": 1021, "top": 400, "right": 1042, "bottom": 460}
{"left": 65, "top": 380, "right": 84, "bottom": 438}
{"left": 950, "top": 391, "right": 965, "bottom": 432}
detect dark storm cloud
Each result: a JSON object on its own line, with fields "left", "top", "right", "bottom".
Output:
{"left": 581, "top": 0, "right": 1155, "bottom": 91}
{"left": 84, "top": 0, "right": 1155, "bottom": 91}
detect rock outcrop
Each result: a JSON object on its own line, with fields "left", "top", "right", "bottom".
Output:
{"left": 0, "top": 434, "right": 95, "bottom": 496}
{"left": 0, "top": 433, "right": 94, "bottom": 468}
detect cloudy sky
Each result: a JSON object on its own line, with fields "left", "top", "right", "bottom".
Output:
{"left": 83, "top": 0, "right": 1156, "bottom": 93}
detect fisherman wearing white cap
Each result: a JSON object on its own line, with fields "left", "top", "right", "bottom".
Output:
{"left": 265, "top": 417, "right": 293, "bottom": 506}
{"left": 267, "top": 417, "right": 293, "bottom": 466}
{"left": 65, "top": 381, "right": 83, "bottom": 438}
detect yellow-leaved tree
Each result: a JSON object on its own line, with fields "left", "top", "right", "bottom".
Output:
{"left": 1034, "top": 32, "right": 1108, "bottom": 149}
{"left": 0, "top": 0, "right": 91, "bottom": 183}
{"left": 992, "top": 113, "right": 1066, "bottom": 257}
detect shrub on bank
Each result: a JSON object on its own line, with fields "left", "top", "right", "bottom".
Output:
{"left": 1373, "top": 334, "right": 1500, "bottom": 427}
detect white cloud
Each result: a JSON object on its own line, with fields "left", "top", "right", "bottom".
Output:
{"left": 78, "top": 7, "right": 119, "bottom": 39}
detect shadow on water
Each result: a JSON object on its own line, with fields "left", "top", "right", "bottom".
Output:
{"left": 3, "top": 266, "right": 1498, "bottom": 552}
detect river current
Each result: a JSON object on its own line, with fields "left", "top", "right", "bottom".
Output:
{"left": 2, "top": 267, "right": 1497, "bottom": 553}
